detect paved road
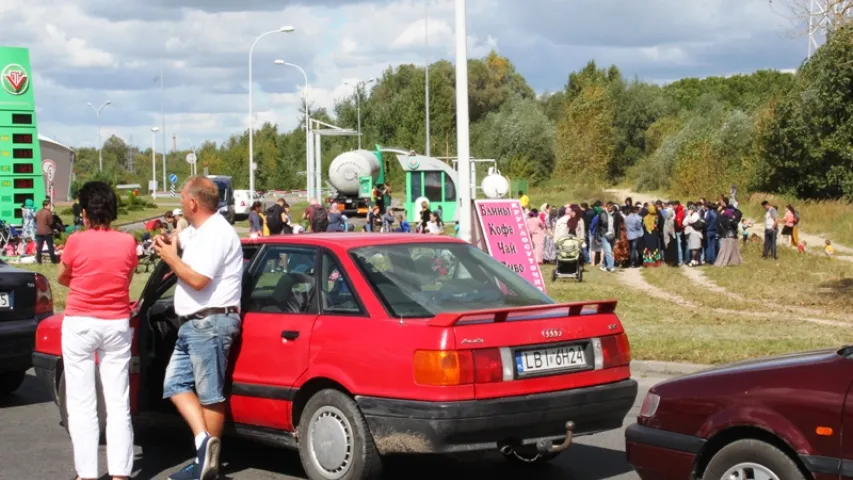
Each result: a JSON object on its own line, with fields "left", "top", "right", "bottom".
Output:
{"left": 0, "top": 371, "right": 668, "bottom": 479}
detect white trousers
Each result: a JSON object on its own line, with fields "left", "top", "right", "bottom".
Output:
{"left": 62, "top": 316, "right": 134, "bottom": 478}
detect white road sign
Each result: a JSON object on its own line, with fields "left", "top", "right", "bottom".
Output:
{"left": 186, "top": 152, "right": 197, "bottom": 164}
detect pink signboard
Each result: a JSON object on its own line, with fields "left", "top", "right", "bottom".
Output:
{"left": 474, "top": 199, "right": 547, "bottom": 293}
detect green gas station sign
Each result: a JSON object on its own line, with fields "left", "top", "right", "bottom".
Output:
{"left": 0, "top": 46, "right": 44, "bottom": 226}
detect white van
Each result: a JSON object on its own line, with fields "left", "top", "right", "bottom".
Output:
{"left": 233, "top": 189, "right": 253, "bottom": 220}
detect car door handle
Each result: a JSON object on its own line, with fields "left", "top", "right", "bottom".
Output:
{"left": 281, "top": 330, "right": 299, "bottom": 341}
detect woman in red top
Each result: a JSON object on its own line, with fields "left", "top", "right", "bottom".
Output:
{"left": 57, "top": 181, "right": 138, "bottom": 480}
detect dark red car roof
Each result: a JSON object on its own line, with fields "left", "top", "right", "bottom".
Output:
{"left": 241, "top": 233, "right": 466, "bottom": 252}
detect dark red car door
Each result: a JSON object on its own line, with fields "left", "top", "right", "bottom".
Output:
{"left": 228, "top": 244, "right": 319, "bottom": 431}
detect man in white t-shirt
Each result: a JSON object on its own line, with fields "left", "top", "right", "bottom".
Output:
{"left": 154, "top": 176, "right": 242, "bottom": 480}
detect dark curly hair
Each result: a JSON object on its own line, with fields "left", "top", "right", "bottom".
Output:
{"left": 78, "top": 181, "right": 117, "bottom": 228}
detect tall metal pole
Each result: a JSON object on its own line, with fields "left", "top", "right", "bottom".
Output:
{"left": 275, "top": 60, "right": 312, "bottom": 198}
{"left": 425, "top": 0, "right": 431, "bottom": 157}
{"left": 455, "top": 0, "right": 472, "bottom": 242}
{"left": 160, "top": 65, "right": 166, "bottom": 191}
{"left": 151, "top": 128, "right": 159, "bottom": 199}
{"left": 97, "top": 118, "right": 102, "bottom": 171}
{"left": 248, "top": 29, "right": 293, "bottom": 194}
{"left": 356, "top": 89, "right": 362, "bottom": 149}
{"left": 88, "top": 101, "right": 111, "bottom": 171}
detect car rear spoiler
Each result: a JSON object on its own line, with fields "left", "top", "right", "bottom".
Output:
{"left": 427, "top": 300, "right": 618, "bottom": 327}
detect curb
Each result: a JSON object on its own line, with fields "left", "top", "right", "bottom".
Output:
{"left": 630, "top": 360, "right": 710, "bottom": 377}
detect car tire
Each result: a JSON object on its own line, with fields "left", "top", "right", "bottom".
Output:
{"left": 297, "top": 389, "right": 383, "bottom": 480}
{"left": 58, "top": 371, "right": 107, "bottom": 442}
{"left": 703, "top": 439, "right": 806, "bottom": 480}
{"left": 0, "top": 370, "right": 27, "bottom": 396}
{"left": 227, "top": 207, "right": 236, "bottom": 225}
{"left": 501, "top": 445, "right": 561, "bottom": 466}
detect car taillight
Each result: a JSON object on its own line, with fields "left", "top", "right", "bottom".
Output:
{"left": 34, "top": 273, "right": 53, "bottom": 315}
{"left": 639, "top": 392, "right": 660, "bottom": 418}
{"left": 413, "top": 349, "right": 503, "bottom": 386}
{"left": 601, "top": 332, "right": 631, "bottom": 369}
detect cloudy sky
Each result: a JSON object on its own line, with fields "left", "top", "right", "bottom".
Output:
{"left": 1, "top": 0, "right": 810, "bottom": 151}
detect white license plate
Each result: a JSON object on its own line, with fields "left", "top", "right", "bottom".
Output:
{"left": 515, "top": 344, "right": 587, "bottom": 376}
{"left": 0, "top": 292, "right": 11, "bottom": 309}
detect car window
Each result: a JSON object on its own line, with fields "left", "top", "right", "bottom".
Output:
{"left": 156, "top": 247, "right": 258, "bottom": 302}
{"left": 350, "top": 242, "right": 553, "bottom": 318}
{"left": 244, "top": 246, "right": 317, "bottom": 314}
{"left": 320, "top": 253, "right": 362, "bottom": 315}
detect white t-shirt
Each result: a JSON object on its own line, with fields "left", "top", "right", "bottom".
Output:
{"left": 174, "top": 213, "right": 243, "bottom": 316}
{"left": 764, "top": 207, "right": 778, "bottom": 230}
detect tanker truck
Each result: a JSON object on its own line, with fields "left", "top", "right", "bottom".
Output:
{"left": 326, "top": 149, "right": 383, "bottom": 215}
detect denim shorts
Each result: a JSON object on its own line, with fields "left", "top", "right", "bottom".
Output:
{"left": 162, "top": 313, "right": 241, "bottom": 405}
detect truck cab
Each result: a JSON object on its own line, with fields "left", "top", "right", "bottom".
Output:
{"left": 206, "top": 175, "right": 236, "bottom": 224}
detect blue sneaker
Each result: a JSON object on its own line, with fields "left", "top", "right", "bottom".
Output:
{"left": 197, "top": 435, "right": 221, "bottom": 480}
{"left": 168, "top": 435, "right": 221, "bottom": 480}
{"left": 168, "top": 462, "right": 200, "bottom": 480}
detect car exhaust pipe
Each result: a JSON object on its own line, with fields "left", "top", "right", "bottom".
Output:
{"left": 536, "top": 421, "right": 575, "bottom": 454}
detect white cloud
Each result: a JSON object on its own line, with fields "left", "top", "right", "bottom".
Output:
{"left": 0, "top": 0, "right": 808, "bottom": 151}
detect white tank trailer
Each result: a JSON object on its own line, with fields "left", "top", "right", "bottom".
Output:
{"left": 327, "top": 149, "right": 381, "bottom": 213}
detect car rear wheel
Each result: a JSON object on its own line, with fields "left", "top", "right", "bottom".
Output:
{"left": 703, "top": 439, "right": 806, "bottom": 480}
{"left": 0, "top": 370, "right": 27, "bottom": 396}
{"left": 298, "top": 389, "right": 382, "bottom": 480}
{"left": 58, "top": 371, "right": 107, "bottom": 441}
{"left": 501, "top": 445, "right": 561, "bottom": 465}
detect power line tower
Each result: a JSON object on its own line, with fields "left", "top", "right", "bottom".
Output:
{"left": 127, "top": 134, "right": 134, "bottom": 173}
{"left": 809, "top": 0, "right": 853, "bottom": 57}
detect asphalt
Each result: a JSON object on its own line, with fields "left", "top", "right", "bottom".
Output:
{"left": 0, "top": 369, "right": 678, "bottom": 480}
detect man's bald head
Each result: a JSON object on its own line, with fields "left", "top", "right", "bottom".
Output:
{"left": 182, "top": 176, "right": 219, "bottom": 215}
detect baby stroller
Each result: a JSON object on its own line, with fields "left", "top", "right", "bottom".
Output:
{"left": 552, "top": 235, "right": 583, "bottom": 282}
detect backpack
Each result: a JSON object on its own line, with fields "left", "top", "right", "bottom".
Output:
{"left": 732, "top": 208, "right": 743, "bottom": 224}
{"left": 266, "top": 205, "right": 283, "bottom": 234}
{"left": 311, "top": 206, "right": 329, "bottom": 233}
{"left": 793, "top": 208, "right": 800, "bottom": 225}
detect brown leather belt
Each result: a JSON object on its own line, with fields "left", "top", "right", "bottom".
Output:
{"left": 179, "top": 306, "right": 240, "bottom": 323}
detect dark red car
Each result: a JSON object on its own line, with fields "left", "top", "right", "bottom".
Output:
{"left": 33, "top": 234, "right": 636, "bottom": 480}
{"left": 626, "top": 347, "right": 853, "bottom": 480}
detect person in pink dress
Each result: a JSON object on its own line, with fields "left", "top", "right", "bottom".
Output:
{"left": 527, "top": 208, "right": 546, "bottom": 264}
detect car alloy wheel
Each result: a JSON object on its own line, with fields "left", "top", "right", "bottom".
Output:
{"left": 722, "top": 462, "right": 780, "bottom": 480}
{"left": 307, "top": 405, "right": 354, "bottom": 480}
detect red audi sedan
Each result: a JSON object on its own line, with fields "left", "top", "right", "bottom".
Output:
{"left": 626, "top": 346, "right": 853, "bottom": 480}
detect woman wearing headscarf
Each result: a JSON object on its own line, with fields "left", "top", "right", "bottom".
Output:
{"left": 714, "top": 206, "right": 743, "bottom": 266}
{"left": 683, "top": 205, "right": 704, "bottom": 266}
{"left": 662, "top": 205, "right": 679, "bottom": 266}
{"left": 541, "top": 204, "right": 557, "bottom": 264}
{"left": 21, "top": 198, "right": 36, "bottom": 241}
{"left": 553, "top": 207, "right": 570, "bottom": 241}
{"left": 642, "top": 205, "right": 662, "bottom": 268}
{"left": 570, "top": 206, "right": 586, "bottom": 266}
{"left": 527, "top": 208, "right": 546, "bottom": 264}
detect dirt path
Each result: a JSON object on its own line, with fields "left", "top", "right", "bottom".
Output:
{"left": 679, "top": 266, "right": 846, "bottom": 320}
{"left": 617, "top": 268, "right": 850, "bottom": 328}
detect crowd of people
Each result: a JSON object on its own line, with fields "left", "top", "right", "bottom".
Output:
{"left": 522, "top": 194, "right": 819, "bottom": 272}
{"left": 243, "top": 197, "right": 448, "bottom": 237}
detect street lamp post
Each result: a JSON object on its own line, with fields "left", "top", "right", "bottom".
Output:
{"left": 345, "top": 78, "right": 375, "bottom": 149}
{"left": 87, "top": 100, "right": 111, "bottom": 171}
{"left": 455, "top": 0, "right": 472, "bottom": 242}
{"left": 425, "top": 0, "right": 431, "bottom": 157}
{"left": 151, "top": 127, "right": 160, "bottom": 199}
{"left": 273, "top": 60, "right": 312, "bottom": 197}
{"left": 248, "top": 26, "right": 295, "bottom": 195}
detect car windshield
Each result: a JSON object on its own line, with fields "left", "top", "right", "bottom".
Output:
{"left": 350, "top": 242, "right": 554, "bottom": 318}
